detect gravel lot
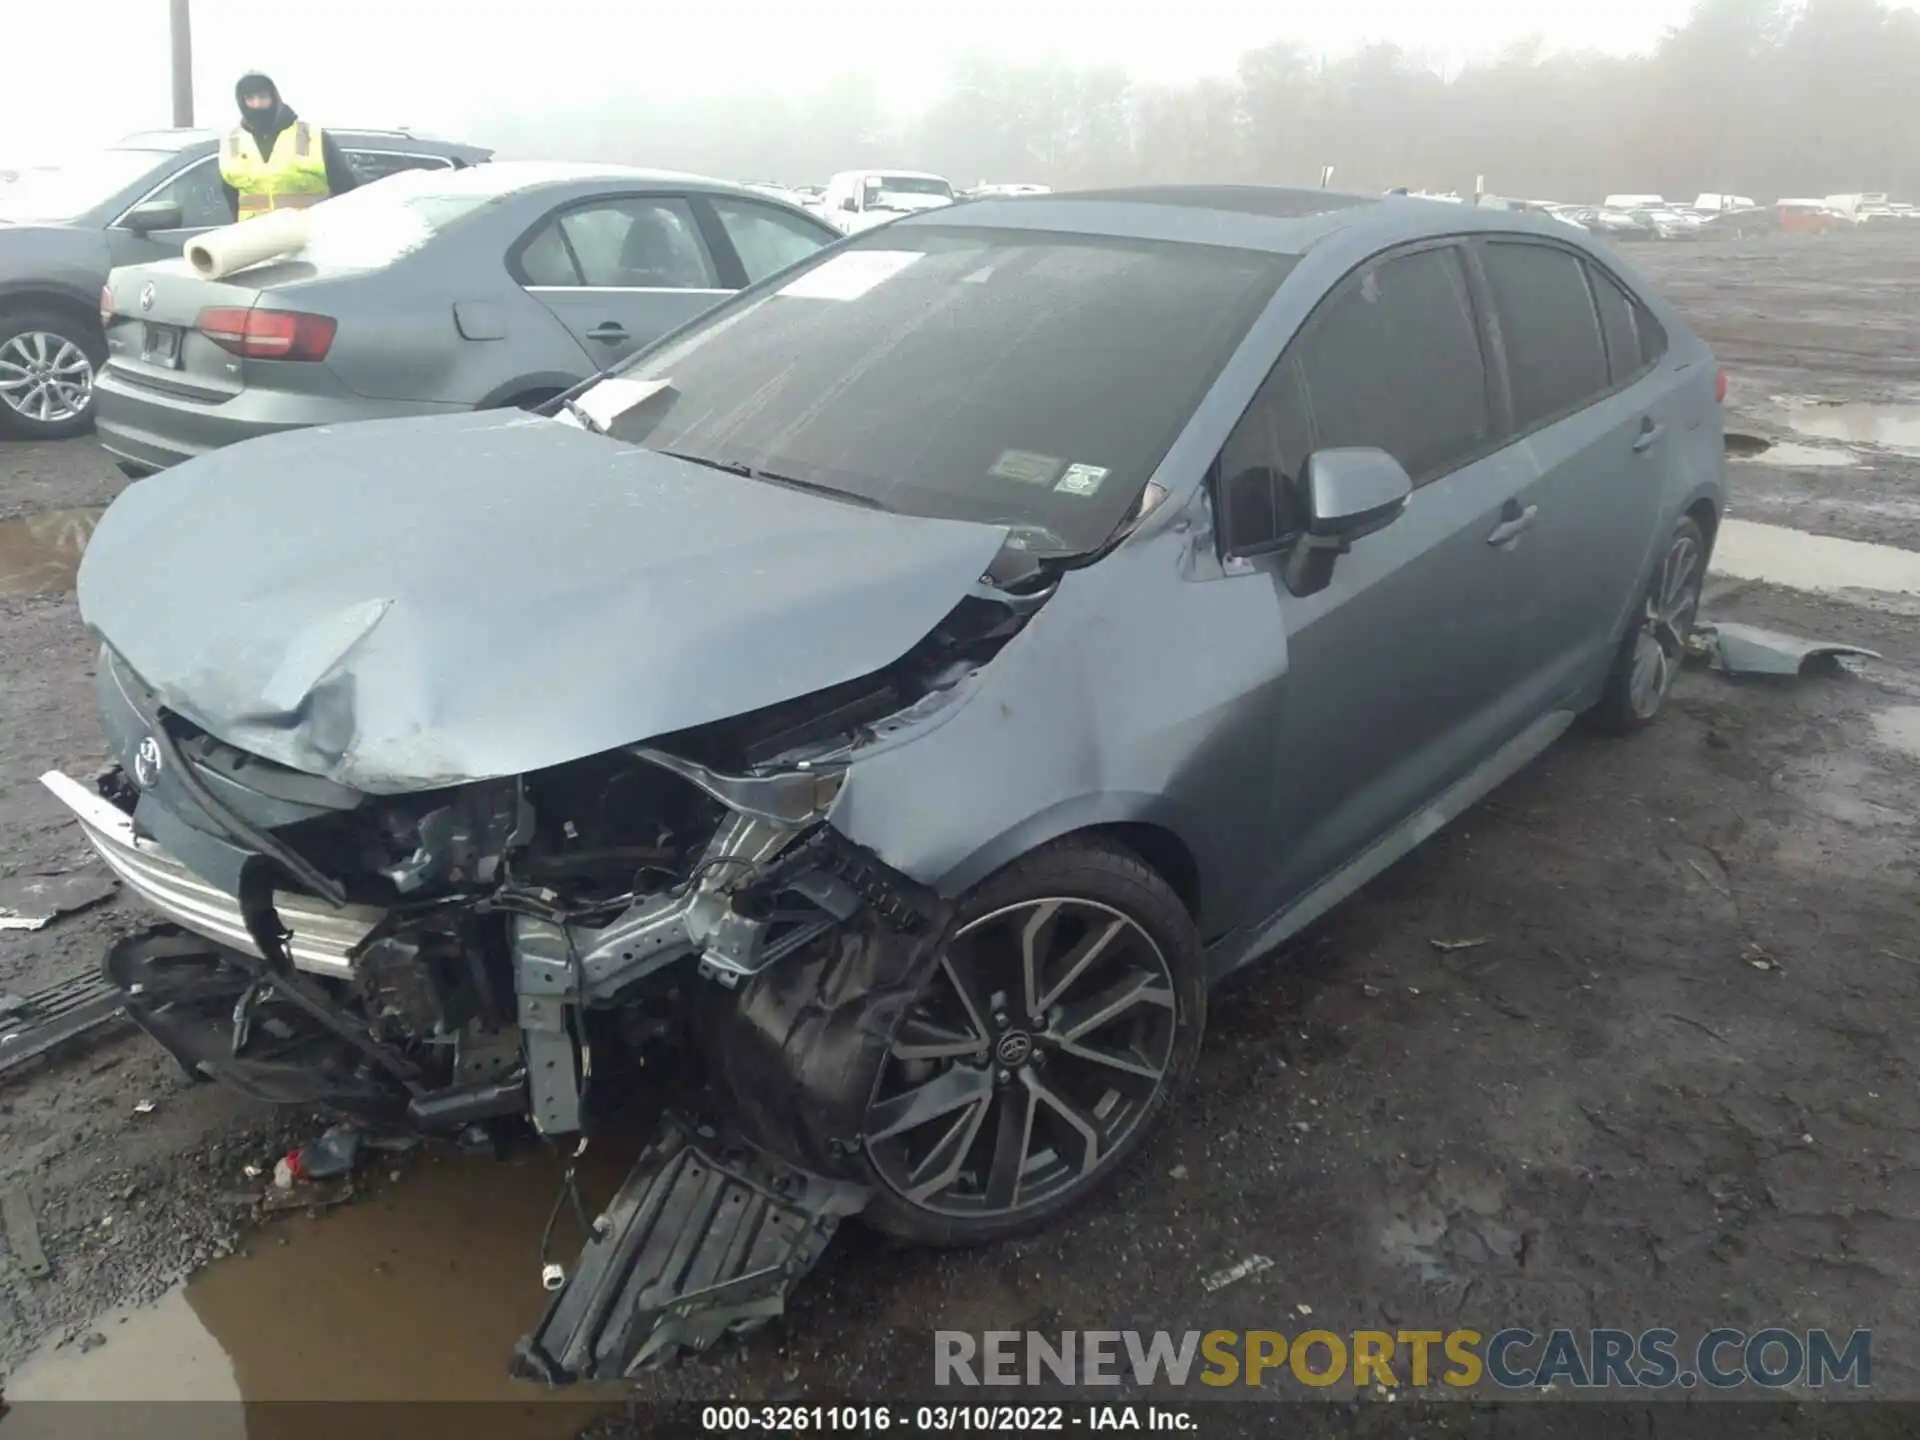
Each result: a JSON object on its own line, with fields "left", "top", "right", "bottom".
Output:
{"left": 0, "top": 233, "right": 1915, "bottom": 1414}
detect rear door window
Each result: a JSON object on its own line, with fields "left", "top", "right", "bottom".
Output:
{"left": 707, "top": 197, "right": 836, "bottom": 283}
{"left": 1479, "top": 241, "right": 1610, "bottom": 429}
{"left": 1289, "top": 244, "right": 1492, "bottom": 484}
{"left": 555, "top": 197, "right": 719, "bottom": 290}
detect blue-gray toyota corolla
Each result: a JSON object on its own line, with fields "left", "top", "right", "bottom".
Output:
{"left": 44, "top": 185, "right": 1725, "bottom": 1380}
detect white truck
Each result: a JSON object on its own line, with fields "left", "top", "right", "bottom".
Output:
{"left": 819, "top": 169, "right": 956, "bottom": 234}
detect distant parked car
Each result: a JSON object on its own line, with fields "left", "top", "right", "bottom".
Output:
{"left": 1700, "top": 206, "right": 1779, "bottom": 239}
{"left": 94, "top": 163, "right": 840, "bottom": 474}
{"left": 820, "top": 170, "right": 957, "bottom": 233}
{"left": 1564, "top": 208, "right": 1657, "bottom": 241}
{"left": 1775, "top": 200, "right": 1850, "bottom": 234}
{"left": 0, "top": 127, "right": 488, "bottom": 440}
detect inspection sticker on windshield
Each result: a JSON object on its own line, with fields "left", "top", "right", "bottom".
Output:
{"left": 778, "top": 250, "right": 922, "bottom": 301}
{"left": 1054, "top": 463, "right": 1110, "bottom": 497}
{"left": 990, "top": 449, "right": 1063, "bottom": 486}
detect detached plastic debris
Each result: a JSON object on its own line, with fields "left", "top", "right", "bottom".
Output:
{"left": 0, "top": 872, "right": 118, "bottom": 931}
{"left": 297, "top": 1124, "right": 364, "bottom": 1180}
{"left": 1696, "top": 622, "right": 1881, "bottom": 678}
{"left": 1201, "top": 1254, "right": 1274, "bottom": 1292}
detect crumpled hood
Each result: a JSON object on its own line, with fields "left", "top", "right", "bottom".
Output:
{"left": 77, "top": 411, "right": 1009, "bottom": 794}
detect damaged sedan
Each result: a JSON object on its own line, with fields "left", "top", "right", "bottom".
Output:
{"left": 44, "top": 184, "right": 1725, "bottom": 1380}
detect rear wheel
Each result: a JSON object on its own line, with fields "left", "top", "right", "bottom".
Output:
{"left": 0, "top": 306, "right": 104, "bottom": 440}
{"left": 855, "top": 838, "right": 1206, "bottom": 1245}
{"left": 1593, "top": 515, "right": 1706, "bottom": 733}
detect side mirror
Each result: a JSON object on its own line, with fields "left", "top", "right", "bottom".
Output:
{"left": 840, "top": 196, "right": 859, "bottom": 212}
{"left": 1282, "top": 447, "right": 1412, "bottom": 597}
{"left": 121, "top": 201, "right": 184, "bottom": 235}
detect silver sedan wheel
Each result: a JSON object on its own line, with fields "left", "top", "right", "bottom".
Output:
{"left": 1628, "top": 528, "right": 1703, "bottom": 719}
{"left": 865, "top": 896, "right": 1178, "bottom": 1220}
{"left": 0, "top": 331, "right": 95, "bottom": 425}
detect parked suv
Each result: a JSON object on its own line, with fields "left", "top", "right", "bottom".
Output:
{"left": 0, "top": 128, "right": 489, "bottom": 439}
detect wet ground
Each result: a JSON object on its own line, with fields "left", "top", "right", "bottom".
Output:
{"left": 0, "top": 231, "right": 1917, "bottom": 1417}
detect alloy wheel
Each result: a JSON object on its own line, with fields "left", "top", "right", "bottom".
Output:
{"left": 1628, "top": 527, "right": 1703, "bottom": 719}
{"left": 865, "top": 897, "right": 1179, "bottom": 1219}
{"left": 0, "top": 331, "right": 95, "bottom": 425}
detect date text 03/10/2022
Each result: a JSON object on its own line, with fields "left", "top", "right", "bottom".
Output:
{"left": 700, "top": 1404, "right": 1195, "bottom": 1431}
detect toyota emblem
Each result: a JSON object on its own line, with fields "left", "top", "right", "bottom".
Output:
{"left": 132, "top": 735, "right": 164, "bottom": 788}
{"left": 140, "top": 283, "right": 156, "bottom": 312}
{"left": 994, "top": 1031, "right": 1034, "bottom": 1067}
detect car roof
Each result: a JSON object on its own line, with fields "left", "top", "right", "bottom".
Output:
{"left": 111, "top": 127, "right": 491, "bottom": 159}
{"left": 351, "top": 160, "right": 819, "bottom": 207}
{"left": 894, "top": 183, "right": 1623, "bottom": 258}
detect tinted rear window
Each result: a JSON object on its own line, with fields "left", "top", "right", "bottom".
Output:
{"left": 1588, "top": 265, "right": 1644, "bottom": 383}
{"left": 595, "top": 228, "right": 1290, "bottom": 555}
{"left": 1480, "top": 241, "right": 1609, "bottom": 429}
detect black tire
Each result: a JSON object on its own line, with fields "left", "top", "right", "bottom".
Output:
{"left": 1592, "top": 515, "right": 1707, "bottom": 734}
{"left": 848, "top": 836, "right": 1207, "bottom": 1246}
{"left": 0, "top": 305, "right": 105, "bottom": 441}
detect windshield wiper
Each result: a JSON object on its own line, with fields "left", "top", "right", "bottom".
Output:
{"left": 655, "top": 451, "right": 886, "bottom": 510}
{"left": 557, "top": 396, "right": 607, "bottom": 434}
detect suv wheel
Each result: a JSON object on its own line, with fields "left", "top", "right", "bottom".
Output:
{"left": 0, "top": 306, "right": 104, "bottom": 441}
{"left": 1594, "top": 515, "right": 1706, "bottom": 733}
{"left": 854, "top": 837, "right": 1206, "bottom": 1245}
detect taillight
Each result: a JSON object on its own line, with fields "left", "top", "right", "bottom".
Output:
{"left": 195, "top": 306, "right": 336, "bottom": 361}
{"left": 100, "top": 284, "right": 113, "bottom": 329}
{"left": 1715, "top": 366, "right": 1728, "bottom": 405}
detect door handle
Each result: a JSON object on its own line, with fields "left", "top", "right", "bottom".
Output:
{"left": 585, "top": 322, "right": 629, "bottom": 344}
{"left": 1632, "top": 418, "right": 1666, "bottom": 453}
{"left": 1486, "top": 504, "right": 1539, "bottom": 548}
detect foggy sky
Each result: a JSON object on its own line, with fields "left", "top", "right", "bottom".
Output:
{"left": 5, "top": 0, "right": 1791, "bottom": 164}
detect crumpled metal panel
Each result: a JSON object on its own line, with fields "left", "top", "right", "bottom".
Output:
{"left": 75, "top": 410, "right": 1009, "bottom": 794}
{"left": 1700, "top": 621, "right": 1882, "bottom": 676}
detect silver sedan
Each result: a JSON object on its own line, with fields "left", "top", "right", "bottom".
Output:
{"left": 93, "top": 162, "right": 841, "bottom": 473}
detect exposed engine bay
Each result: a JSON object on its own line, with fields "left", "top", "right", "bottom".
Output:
{"left": 56, "top": 582, "right": 1048, "bottom": 1381}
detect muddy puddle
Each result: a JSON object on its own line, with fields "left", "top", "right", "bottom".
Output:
{"left": 0, "top": 506, "right": 103, "bottom": 598}
{"left": 5, "top": 1142, "right": 639, "bottom": 1429}
{"left": 1727, "top": 439, "right": 1859, "bottom": 468}
{"left": 1712, "top": 518, "right": 1920, "bottom": 598}
{"left": 1782, "top": 400, "right": 1920, "bottom": 454}
{"left": 1871, "top": 706, "right": 1920, "bottom": 760}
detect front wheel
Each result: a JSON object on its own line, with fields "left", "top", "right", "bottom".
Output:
{"left": 854, "top": 837, "right": 1207, "bottom": 1246}
{"left": 1592, "top": 515, "right": 1707, "bottom": 733}
{"left": 0, "top": 307, "right": 104, "bottom": 441}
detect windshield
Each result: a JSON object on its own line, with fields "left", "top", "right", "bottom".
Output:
{"left": 288, "top": 173, "right": 499, "bottom": 269}
{"left": 0, "top": 148, "right": 170, "bottom": 222}
{"left": 588, "top": 226, "right": 1290, "bottom": 556}
{"left": 869, "top": 176, "right": 953, "bottom": 205}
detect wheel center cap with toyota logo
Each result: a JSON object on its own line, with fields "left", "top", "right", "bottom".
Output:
{"left": 995, "top": 1031, "right": 1034, "bottom": 1067}
{"left": 132, "top": 735, "right": 164, "bottom": 788}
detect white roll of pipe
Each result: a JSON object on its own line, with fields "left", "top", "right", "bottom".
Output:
{"left": 184, "top": 208, "right": 314, "bottom": 280}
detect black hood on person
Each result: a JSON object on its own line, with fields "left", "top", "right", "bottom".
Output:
{"left": 234, "top": 71, "right": 295, "bottom": 141}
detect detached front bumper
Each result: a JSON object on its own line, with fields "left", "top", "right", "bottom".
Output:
{"left": 38, "top": 770, "right": 384, "bottom": 978}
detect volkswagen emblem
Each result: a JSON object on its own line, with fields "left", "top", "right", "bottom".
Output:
{"left": 140, "top": 283, "right": 156, "bottom": 312}
{"left": 132, "top": 735, "right": 164, "bottom": 789}
{"left": 994, "top": 1031, "right": 1034, "bottom": 1067}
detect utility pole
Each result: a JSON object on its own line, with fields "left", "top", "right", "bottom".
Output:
{"left": 169, "top": 0, "right": 194, "bottom": 127}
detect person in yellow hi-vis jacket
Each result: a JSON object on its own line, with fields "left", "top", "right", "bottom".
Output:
{"left": 218, "top": 71, "right": 359, "bottom": 222}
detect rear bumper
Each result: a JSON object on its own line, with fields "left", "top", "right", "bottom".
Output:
{"left": 93, "top": 367, "right": 461, "bottom": 472}
{"left": 38, "top": 769, "right": 382, "bottom": 977}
